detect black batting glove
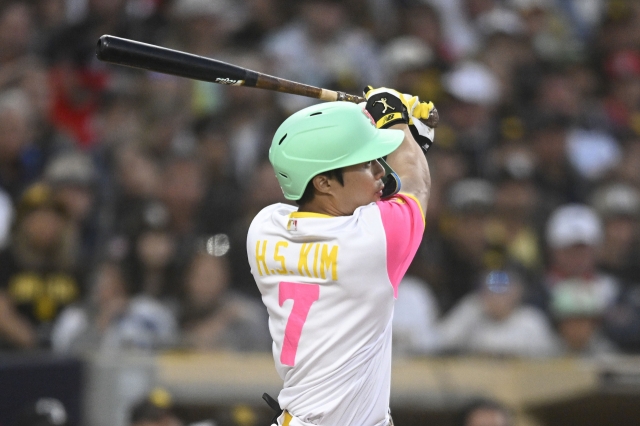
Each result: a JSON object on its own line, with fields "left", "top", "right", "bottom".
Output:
{"left": 363, "top": 86, "right": 409, "bottom": 129}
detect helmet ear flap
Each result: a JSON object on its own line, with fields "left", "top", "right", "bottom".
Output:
{"left": 378, "top": 157, "right": 401, "bottom": 198}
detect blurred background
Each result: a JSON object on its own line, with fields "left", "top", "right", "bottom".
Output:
{"left": 1, "top": 0, "right": 640, "bottom": 425}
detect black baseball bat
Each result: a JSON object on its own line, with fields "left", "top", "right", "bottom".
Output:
{"left": 95, "top": 35, "right": 364, "bottom": 103}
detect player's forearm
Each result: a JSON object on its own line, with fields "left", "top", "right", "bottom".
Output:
{"left": 385, "top": 124, "right": 430, "bottom": 212}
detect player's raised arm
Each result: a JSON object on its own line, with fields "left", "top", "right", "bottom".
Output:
{"left": 363, "top": 87, "right": 433, "bottom": 214}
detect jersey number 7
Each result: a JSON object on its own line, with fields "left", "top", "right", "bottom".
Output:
{"left": 279, "top": 282, "right": 320, "bottom": 366}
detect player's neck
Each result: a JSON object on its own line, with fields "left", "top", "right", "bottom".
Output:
{"left": 297, "top": 196, "right": 347, "bottom": 217}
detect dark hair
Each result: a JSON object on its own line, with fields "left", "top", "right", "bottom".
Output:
{"left": 295, "top": 168, "right": 344, "bottom": 206}
{"left": 457, "top": 398, "right": 513, "bottom": 426}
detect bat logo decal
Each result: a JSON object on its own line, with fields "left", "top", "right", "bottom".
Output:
{"left": 215, "top": 77, "right": 242, "bottom": 85}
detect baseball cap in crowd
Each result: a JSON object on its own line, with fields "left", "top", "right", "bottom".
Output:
{"left": 550, "top": 279, "right": 608, "bottom": 319}
{"left": 16, "top": 182, "right": 67, "bottom": 222}
{"left": 476, "top": 8, "right": 525, "bottom": 36}
{"left": 44, "top": 151, "right": 97, "bottom": 188}
{"left": 442, "top": 61, "right": 501, "bottom": 106}
{"left": 480, "top": 269, "right": 523, "bottom": 294}
{"left": 14, "top": 398, "right": 68, "bottom": 426}
{"left": 381, "top": 36, "right": 434, "bottom": 76}
{"left": 447, "top": 178, "right": 495, "bottom": 213}
{"left": 590, "top": 183, "right": 640, "bottom": 219}
{"left": 545, "top": 204, "right": 603, "bottom": 249}
{"left": 130, "top": 388, "right": 178, "bottom": 424}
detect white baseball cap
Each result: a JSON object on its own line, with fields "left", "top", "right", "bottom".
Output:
{"left": 442, "top": 61, "right": 501, "bottom": 106}
{"left": 381, "top": 36, "right": 434, "bottom": 76}
{"left": 591, "top": 183, "right": 640, "bottom": 218}
{"left": 546, "top": 204, "right": 603, "bottom": 249}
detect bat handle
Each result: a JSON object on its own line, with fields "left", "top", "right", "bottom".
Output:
{"left": 317, "top": 89, "right": 364, "bottom": 104}
{"left": 336, "top": 91, "right": 365, "bottom": 104}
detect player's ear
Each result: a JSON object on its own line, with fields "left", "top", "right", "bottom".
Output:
{"left": 312, "top": 174, "right": 333, "bottom": 195}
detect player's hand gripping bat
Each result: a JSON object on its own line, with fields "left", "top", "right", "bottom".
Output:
{"left": 95, "top": 35, "right": 439, "bottom": 127}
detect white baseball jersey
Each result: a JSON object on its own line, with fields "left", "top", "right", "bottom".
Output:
{"left": 247, "top": 193, "right": 424, "bottom": 426}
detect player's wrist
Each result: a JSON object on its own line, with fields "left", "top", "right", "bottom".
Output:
{"left": 388, "top": 123, "right": 409, "bottom": 130}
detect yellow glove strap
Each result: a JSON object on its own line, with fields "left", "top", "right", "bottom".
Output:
{"left": 375, "top": 112, "right": 405, "bottom": 129}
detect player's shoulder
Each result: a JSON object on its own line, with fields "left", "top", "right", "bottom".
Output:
{"left": 381, "top": 193, "right": 422, "bottom": 208}
{"left": 248, "top": 203, "right": 296, "bottom": 234}
{"left": 259, "top": 202, "right": 296, "bottom": 217}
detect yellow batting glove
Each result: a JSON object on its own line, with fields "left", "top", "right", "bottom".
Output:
{"left": 403, "top": 95, "right": 435, "bottom": 125}
{"left": 402, "top": 94, "right": 436, "bottom": 154}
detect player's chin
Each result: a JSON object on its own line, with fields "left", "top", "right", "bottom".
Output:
{"left": 374, "top": 184, "right": 384, "bottom": 200}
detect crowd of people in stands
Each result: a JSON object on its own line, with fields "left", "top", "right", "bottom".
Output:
{"left": 0, "top": 0, "right": 640, "bottom": 360}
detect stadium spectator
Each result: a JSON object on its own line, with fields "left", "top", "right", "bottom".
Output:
{"left": 589, "top": 184, "right": 640, "bottom": 353}
{"left": 263, "top": 0, "right": 383, "bottom": 112}
{"left": 422, "top": 178, "right": 497, "bottom": 313}
{"left": 44, "top": 150, "right": 102, "bottom": 274}
{"left": 193, "top": 117, "right": 241, "bottom": 235}
{"left": 168, "top": 0, "right": 243, "bottom": 119}
{"left": 531, "top": 204, "right": 620, "bottom": 314}
{"left": 549, "top": 278, "right": 618, "bottom": 357}
{"left": 180, "top": 251, "right": 270, "bottom": 351}
{"left": 528, "top": 116, "right": 588, "bottom": 212}
{"left": 0, "top": 2, "right": 37, "bottom": 90}
{"left": 0, "top": 182, "right": 81, "bottom": 349}
{"left": 121, "top": 201, "right": 182, "bottom": 305}
{"left": 392, "top": 275, "right": 441, "bottom": 356}
{"left": 227, "top": 160, "right": 288, "bottom": 298}
{"left": 0, "top": 89, "right": 43, "bottom": 201}
{"left": 490, "top": 174, "right": 543, "bottom": 277}
{"left": 440, "top": 61, "right": 502, "bottom": 175}
{"left": 52, "top": 259, "right": 178, "bottom": 353}
{"left": 437, "top": 269, "right": 556, "bottom": 357}
{"left": 590, "top": 183, "right": 640, "bottom": 284}
{"left": 129, "top": 388, "right": 183, "bottom": 426}
{"left": 110, "top": 145, "right": 163, "bottom": 239}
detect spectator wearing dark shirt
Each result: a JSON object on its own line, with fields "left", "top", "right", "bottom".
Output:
{"left": 0, "top": 182, "right": 81, "bottom": 349}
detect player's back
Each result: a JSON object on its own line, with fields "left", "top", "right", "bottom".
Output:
{"left": 247, "top": 201, "right": 397, "bottom": 426}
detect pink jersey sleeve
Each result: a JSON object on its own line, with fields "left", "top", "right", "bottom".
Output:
{"left": 376, "top": 193, "right": 425, "bottom": 297}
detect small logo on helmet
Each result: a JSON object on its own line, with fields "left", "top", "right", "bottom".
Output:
{"left": 215, "top": 77, "right": 241, "bottom": 85}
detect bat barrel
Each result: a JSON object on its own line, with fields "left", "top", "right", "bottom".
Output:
{"left": 96, "top": 35, "right": 257, "bottom": 86}
{"left": 96, "top": 35, "right": 369, "bottom": 106}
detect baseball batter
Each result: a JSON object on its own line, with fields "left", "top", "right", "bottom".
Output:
{"left": 247, "top": 87, "right": 434, "bottom": 426}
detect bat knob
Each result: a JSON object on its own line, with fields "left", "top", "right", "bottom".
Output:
{"left": 424, "top": 107, "right": 439, "bottom": 128}
{"left": 96, "top": 35, "right": 115, "bottom": 61}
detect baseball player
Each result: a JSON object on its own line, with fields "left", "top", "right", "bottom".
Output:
{"left": 247, "top": 87, "right": 434, "bottom": 426}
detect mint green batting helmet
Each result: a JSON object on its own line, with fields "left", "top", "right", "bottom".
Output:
{"left": 269, "top": 101, "right": 404, "bottom": 200}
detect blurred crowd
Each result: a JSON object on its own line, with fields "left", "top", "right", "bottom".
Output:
{"left": 1, "top": 0, "right": 640, "bottom": 360}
